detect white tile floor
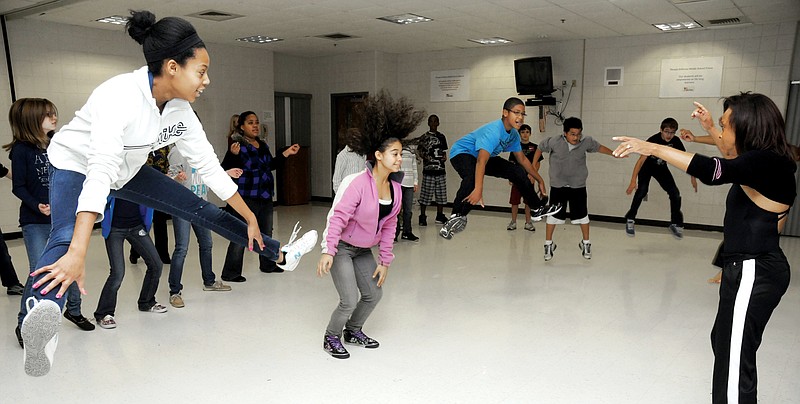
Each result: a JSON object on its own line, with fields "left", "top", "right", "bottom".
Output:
{"left": 1, "top": 203, "right": 799, "bottom": 403}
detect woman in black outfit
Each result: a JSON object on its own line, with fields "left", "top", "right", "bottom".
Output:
{"left": 613, "top": 92, "right": 796, "bottom": 404}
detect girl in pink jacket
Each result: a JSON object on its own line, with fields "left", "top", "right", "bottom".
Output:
{"left": 317, "top": 90, "right": 424, "bottom": 359}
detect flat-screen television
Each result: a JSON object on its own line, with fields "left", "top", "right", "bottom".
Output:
{"left": 514, "top": 56, "right": 554, "bottom": 96}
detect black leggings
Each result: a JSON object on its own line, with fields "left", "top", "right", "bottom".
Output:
{"left": 450, "top": 154, "right": 545, "bottom": 217}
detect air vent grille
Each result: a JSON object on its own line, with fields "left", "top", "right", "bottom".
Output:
{"left": 317, "top": 33, "right": 356, "bottom": 41}
{"left": 186, "top": 10, "right": 243, "bottom": 22}
{"left": 709, "top": 17, "right": 740, "bottom": 25}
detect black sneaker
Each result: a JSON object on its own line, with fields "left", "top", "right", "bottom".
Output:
{"left": 323, "top": 334, "right": 350, "bottom": 359}
{"left": 401, "top": 233, "right": 419, "bottom": 242}
{"left": 418, "top": 215, "right": 427, "bottom": 227}
{"left": 15, "top": 325, "right": 23, "bottom": 348}
{"left": 435, "top": 213, "right": 448, "bottom": 224}
{"left": 63, "top": 311, "right": 96, "bottom": 331}
{"left": 221, "top": 275, "right": 247, "bottom": 283}
{"left": 7, "top": 283, "right": 24, "bottom": 295}
{"left": 531, "top": 203, "right": 562, "bottom": 221}
{"left": 343, "top": 328, "right": 380, "bottom": 348}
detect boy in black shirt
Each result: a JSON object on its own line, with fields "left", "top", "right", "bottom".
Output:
{"left": 623, "top": 118, "right": 697, "bottom": 238}
{"left": 507, "top": 124, "right": 544, "bottom": 231}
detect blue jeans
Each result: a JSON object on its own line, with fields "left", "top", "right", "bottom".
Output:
{"left": 29, "top": 165, "right": 282, "bottom": 310}
{"left": 17, "top": 224, "right": 83, "bottom": 325}
{"left": 95, "top": 225, "right": 163, "bottom": 315}
{"left": 325, "top": 241, "right": 383, "bottom": 336}
{"left": 221, "top": 197, "right": 275, "bottom": 279}
{"left": 169, "top": 216, "right": 215, "bottom": 294}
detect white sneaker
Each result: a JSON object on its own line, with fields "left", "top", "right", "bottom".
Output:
{"left": 524, "top": 222, "right": 535, "bottom": 232}
{"left": 97, "top": 315, "right": 117, "bottom": 329}
{"left": 507, "top": 221, "right": 517, "bottom": 230}
{"left": 579, "top": 241, "right": 592, "bottom": 259}
{"left": 544, "top": 243, "right": 556, "bottom": 261}
{"left": 277, "top": 221, "right": 318, "bottom": 272}
{"left": 21, "top": 297, "right": 61, "bottom": 377}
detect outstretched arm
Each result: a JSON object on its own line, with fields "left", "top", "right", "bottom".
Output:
{"left": 517, "top": 151, "right": 547, "bottom": 196}
{"left": 598, "top": 145, "right": 617, "bottom": 157}
{"left": 612, "top": 137, "right": 694, "bottom": 172}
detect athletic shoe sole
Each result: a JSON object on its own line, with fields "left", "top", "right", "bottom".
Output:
{"left": 532, "top": 204, "right": 562, "bottom": 221}
{"left": 22, "top": 300, "right": 61, "bottom": 377}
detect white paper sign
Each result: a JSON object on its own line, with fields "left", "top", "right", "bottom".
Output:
{"left": 431, "top": 69, "right": 470, "bottom": 102}
{"left": 659, "top": 57, "right": 723, "bottom": 98}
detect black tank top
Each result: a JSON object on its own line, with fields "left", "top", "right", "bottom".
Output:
{"left": 687, "top": 150, "right": 796, "bottom": 256}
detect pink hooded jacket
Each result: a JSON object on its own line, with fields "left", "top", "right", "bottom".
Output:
{"left": 321, "top": 163, "right": 403, "bottom": 266}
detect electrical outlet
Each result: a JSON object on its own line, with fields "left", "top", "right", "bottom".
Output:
{"left": 571, "top": 79, "right": 577, "bottom": 87}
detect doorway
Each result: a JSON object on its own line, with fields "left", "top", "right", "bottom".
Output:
{"left": 330, "top": 92, "right": 368, "bottom": 178}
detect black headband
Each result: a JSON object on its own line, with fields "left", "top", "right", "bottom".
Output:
{"left": 143, "top": 33, "right": 203, "bottom": 63}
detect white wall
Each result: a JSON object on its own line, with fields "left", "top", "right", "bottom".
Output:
{"left": 282, "top": 22, "right": 796, "bottom": 227}
{"left": 0, "top": 19, "right": 275, "bottom": 232}
{"left": 582, "top": 23, "right": 796, "bottom": 225}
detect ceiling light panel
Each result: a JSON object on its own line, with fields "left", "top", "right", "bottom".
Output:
{"left": 377, "top": 13, "right": 433, "bottom": 25}
{"left": 467, "top": 37, "right": 513, "bottom": 45}
{"left": 95, "top": 15, "right": 129, "bottom": 25}
{"left": 236, "top": 35, "right": 283, "bottom": 44}
{"left": 653, "top": 21, "right": 703, "bottom": 31}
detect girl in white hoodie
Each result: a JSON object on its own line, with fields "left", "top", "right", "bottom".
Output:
{"left": 19, "top": 10, "right": 317, "bottom": 377}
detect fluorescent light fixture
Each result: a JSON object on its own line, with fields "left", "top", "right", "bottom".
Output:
{"left": 236, "top": 35, "right": 283, "bottom": 44}
{"left": 95, "top": 15, "right": 129, "bottom": 25}
{"left": 377, "top": 13, "right": 432, "bottom": 25}
{"left": 653, "top": 21, "right": 703, "bottom": 31}
{"left": 468, "top": 37, "right": 513, "bottom": 45}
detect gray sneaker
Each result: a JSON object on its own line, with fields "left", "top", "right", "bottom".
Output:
{"left": 21, "top": 297, "right": 61, "bottom": 377}
{"left": 439, "top": 214, "right": 467, "bottom": 240}
{"left": 579, "top": 241, "right": 592, "bottom": 259}
{"left": 143, "top": 303, "right": 168, "bottom": 313}
{"left": 507, "top": 221, "right": 517, "bottom": 230}
{"left": 625, "top": 219, "right": 635, "bottom": 237}
{"left": 524, "top": 222, "right": 535, "bottom": 232}
{"left": 544, "top": 243, "right": 556, "bottom": 261}
{"left": 669, "top": 224, "right": 684, "bottom": 240}
{"left": 203, "top": 281, "right": 232, "bottom": 291}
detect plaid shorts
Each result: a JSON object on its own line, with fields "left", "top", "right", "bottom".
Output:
{"left": 418, "top": 174, "right": 447, "bottom": 205}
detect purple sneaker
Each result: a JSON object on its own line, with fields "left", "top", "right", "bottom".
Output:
{"left": 343, "top": 328, "right": 380, "bottom": 348}
{"left": 323, "top": 334, "right": 350, "bottom": 359}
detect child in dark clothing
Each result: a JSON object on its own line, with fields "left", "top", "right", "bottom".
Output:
{"left": 623, "top": 117, "right": 697, "bottom": 239}
{"left": 94, "top": 197, "right": 165, "bottom": 329}
{"left": 507, "top": 124, "right": 544, "bottom": 231}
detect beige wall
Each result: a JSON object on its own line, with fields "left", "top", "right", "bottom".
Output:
{"left": 0, "top": 18, "right": 796, "bottom": 232}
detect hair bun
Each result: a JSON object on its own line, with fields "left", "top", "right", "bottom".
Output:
{"left": 126, "top": 10, "right": 157, "bottom": 45}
